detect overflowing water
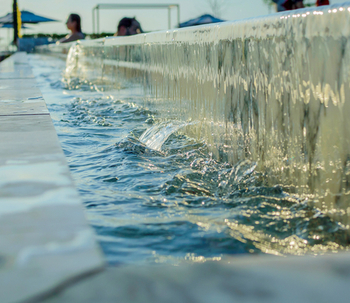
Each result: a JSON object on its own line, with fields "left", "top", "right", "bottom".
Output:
{"left": 45, "top": 4, "right": 350, "bottom": 230}
{"left": 29, "top": 53, "right": 349, "bottom": 265}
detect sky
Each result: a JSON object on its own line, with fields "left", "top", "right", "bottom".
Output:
{"left": 0, "top": 0, "right": 347, "bottom": 42}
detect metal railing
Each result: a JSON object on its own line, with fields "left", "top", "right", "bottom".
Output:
{"left": 92, "top": 3, "right": 180, "bottom": 34}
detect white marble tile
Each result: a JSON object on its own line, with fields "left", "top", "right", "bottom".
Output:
{"left": 0, "top": 53, "right": 105, "bottom": 303}
{"left": 0, "top": 65, "right": 34, "bottom": 79}
{"left": 0, "top": 243, "right": 103, "bottom": 303}
{"left": 0, "top": 115, "right": 64, "bottom": 162}
{"left": 0, "top": 52, "right": 34, "bottom": 79}
{"left": 0, "top": 204, "right": 89, "bottom": 235}
{"left": 0, "top": 93, "right": 48, "bottom": 116}
{"left": 0, "top": 78, "right": 38, "bottom": 90}
{"left": 42, "top": 253, "right": 350, "bottom": 303}
{"left": 0, "top": 78, "right": 48, "bottom": 116}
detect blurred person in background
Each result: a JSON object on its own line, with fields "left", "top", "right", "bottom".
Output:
{"left": 114, "top": 17, "right": 143, "bottom": 36}
{"left": 273, "top": 0, "right": 285, "bottom": 11}
{"left": 59, "top": 13, "right": 85, "bottom": 43}
{"left": 273, "top": 0, "right": 330, "bottom": 12}
{"left": 273, "top": 0, "right": 304, "bottom": 11}
{"left": 316, "top": 0, "right": 329, "bottom": 5}
{"left": 273, "top": 0, "right": 287, "bottom": 11}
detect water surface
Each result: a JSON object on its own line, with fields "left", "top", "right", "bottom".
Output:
{"left": 29, "top": 54, "right": 349, "bottom": 265}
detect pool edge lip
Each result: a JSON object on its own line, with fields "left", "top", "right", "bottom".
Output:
{"left": 37, "top": 250, "right": 350, "bottom": 303}
{"left": 0, "top": 52, "right": 105, "bottom": 303}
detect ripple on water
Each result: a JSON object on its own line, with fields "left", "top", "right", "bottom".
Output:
{"left": 29, "top": 54, "right": 350, "bottom": 265}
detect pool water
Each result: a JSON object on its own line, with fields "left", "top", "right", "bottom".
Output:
{"left": 29, "top": 54, "right": 349, "bottom": 265}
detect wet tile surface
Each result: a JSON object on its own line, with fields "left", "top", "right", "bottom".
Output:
{"left": 41, "top": 253, "right": 350, "bottom": 303}
{"left": 0, "top": 61, "right": 48, "bottom": 115}
{"left": 0, "top": 52, "right": 34, "bottom": 79}
{"left": 0, "top": 115, "right": 63, "bottom": 162}
{"left": 0, "top": 53, "right": 104, "bottom": 303}
{"left": 0, "top": 95, "right": 48, "bottom": 116}
{"left": 0, "top": 78, "right": 38, "bottom": 89}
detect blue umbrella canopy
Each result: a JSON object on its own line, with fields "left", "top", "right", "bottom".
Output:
{"left": 179, "top": 14, "right": 225, "bottom": 28}
{"left": 0, "top": 10, "right": 58, "bottom": 24}
{"left": 0, "top": 23, "right": 30, "bottom": 29}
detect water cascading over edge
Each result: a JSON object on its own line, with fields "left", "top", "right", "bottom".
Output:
{"left": 56, "top": 3, "right": 350, "bottom": 228}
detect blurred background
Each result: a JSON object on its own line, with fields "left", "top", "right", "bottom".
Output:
{"left": 0, "top": 0, "right": 346, "bottom": 51}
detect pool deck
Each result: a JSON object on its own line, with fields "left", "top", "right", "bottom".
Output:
{"left": 42, "top": 253, "right": 350, "bottom": 303}
{"left": 2, "top": 52, "right": 350, "bottom": 302}
{"left": 0, "top": 52, "right": 104, "bottom": 303}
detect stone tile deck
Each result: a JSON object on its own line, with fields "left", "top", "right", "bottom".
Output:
{"left": 0, "top": 53, "right": 104, "bottom": 303}
{"left": 42, "top": 253, "right": 350, "bottom": 303}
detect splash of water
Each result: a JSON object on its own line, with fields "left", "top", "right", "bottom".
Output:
{"left": 139, "top": 121, "right": 196, "bottom": 151}
{"left": 65, "top": 43, "right": 78, "bottom": 79}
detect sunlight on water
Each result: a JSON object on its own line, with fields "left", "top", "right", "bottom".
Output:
{"left": 29, "top": 52, "right": 350, "bottom": 265}
{"left": 53, "top": 3, "right": 350, "bottom": 231}
{"left": 139, "top": 121, "right": 197, "bottom": 151}
{"left": 32, "top": 3, "right": 350, "bottom": 263}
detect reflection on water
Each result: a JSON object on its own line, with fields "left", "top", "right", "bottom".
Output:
{"left": 29, "top": 54, "right": 349, "bottom": 265}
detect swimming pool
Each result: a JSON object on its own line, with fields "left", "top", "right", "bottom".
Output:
{"left": 28, "top": 52, "right": 349, "bottom": 265}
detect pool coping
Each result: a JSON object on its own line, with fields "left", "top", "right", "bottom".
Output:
{"left": 41, "top": 251, "right": 350, "bottom": 303}
{"left": 0, "top": 52, "right": 104, "bottom": 303}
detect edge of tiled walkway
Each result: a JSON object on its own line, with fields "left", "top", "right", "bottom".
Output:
{"left": 0, "top": 52, "right": 104, "bottom": 303}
